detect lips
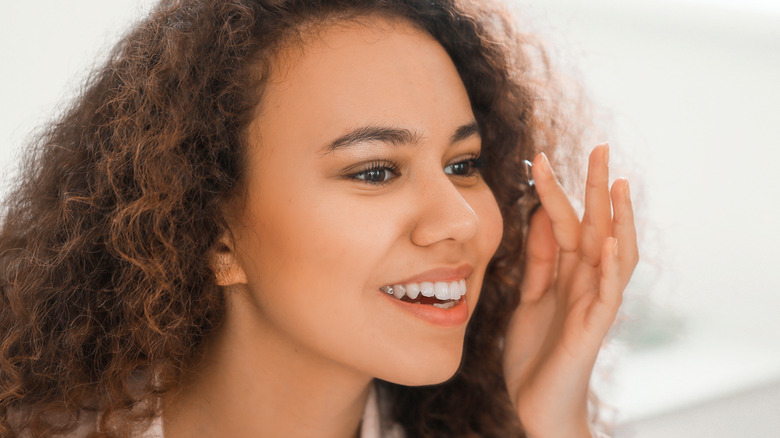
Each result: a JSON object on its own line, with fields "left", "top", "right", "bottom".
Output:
{"left": 379, "top": 287, "right": 470, "bottom": 327}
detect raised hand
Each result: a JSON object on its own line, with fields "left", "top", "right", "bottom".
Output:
{"left": 502, "top": 145, "right": 638, "bottom": 438}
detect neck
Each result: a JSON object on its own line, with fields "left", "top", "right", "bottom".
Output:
{"left": 163, "top": 290, "right": 373, "bottom": 438}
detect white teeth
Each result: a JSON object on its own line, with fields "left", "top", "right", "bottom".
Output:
{"left": 434, "top": 282, "right": 448, "bottom": 300}
{"left": 392, "top": 284, "right": 406, "bottom": 299}
{"left": 406, "top": 283, "right": 421, "bottom": 299}
{"left": 433, "top": 301, "right": 456, "bottom": 309}
{"left": 447, "top": 281, "right": 459, "bottom": 300}
{"left": 381, "top": 278, "right": 468, "bottom": 303}
{"left": 420, "top": 282, "right": 435, "bottom": 297}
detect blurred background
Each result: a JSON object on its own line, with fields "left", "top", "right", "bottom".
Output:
{"left": 1, "top": 1, "right": 778, "bottom": 436}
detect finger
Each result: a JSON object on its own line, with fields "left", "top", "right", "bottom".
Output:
{"left": 532, "top": 153, "right": 580, "bottom": 252}
{"left": 520, "top": 208, "right": 558, "bottom": 303}
{"left": 611, "top": 178, "right": 639, "bottom": 282}
{"left": 580, "top": 144, "right": 612, "bottom": 266}
{"left": 586, "top": 237, "right": 622, "bottom": 335}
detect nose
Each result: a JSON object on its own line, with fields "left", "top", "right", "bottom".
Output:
{"left": 409, "top": 172, "right": 480, "bottom": 247}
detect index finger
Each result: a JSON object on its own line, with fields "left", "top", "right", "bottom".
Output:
{"left": 532, "top": 152, "right": 580, "bottom": 253}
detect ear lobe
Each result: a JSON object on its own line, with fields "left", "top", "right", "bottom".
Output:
{"left": 210, "top": 232, "right": 248, "bottom": 287}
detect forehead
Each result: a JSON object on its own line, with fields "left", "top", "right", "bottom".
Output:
{"left": 250, "top": 14, "right": 475, "bottom": 155}
{"left": 266, "top": 14, "right": 430, "bottom": 83}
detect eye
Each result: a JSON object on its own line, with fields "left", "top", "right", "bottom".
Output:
{"left": 444, "top": 155, "right": 483, "bottom": 177}
{"left": 349, "top": 161, "right": 400, "bottom": 185}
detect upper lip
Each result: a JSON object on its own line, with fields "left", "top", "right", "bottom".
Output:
{"left": 384, "top": 263, "right": 474, "bottom": 286}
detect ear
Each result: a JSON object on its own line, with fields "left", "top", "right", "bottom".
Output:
{"left": 210, "top": 231, "right": 248, "bottom": 287}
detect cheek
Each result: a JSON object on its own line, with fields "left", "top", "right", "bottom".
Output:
{"left": 462, "top": 187, "right": 503, "bottom": 316}
{"left": 472, "top": 187, "right": 504, "bottom": 262}
{"left": 240, "top": 182, "right": 391, "bottom": 298}
{"left": 233, "top": 179, "right": 399, "bottom": 338}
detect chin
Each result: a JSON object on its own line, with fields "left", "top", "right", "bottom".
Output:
{"left": 376, "top": 343, "right": 465, "bottom": 387}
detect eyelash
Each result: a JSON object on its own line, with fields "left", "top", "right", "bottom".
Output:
{"left": 349, "top": 154, "right": 484, "bottom": 186}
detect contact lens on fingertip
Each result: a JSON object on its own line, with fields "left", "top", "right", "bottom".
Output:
{"left": 522, "top": 159, "right": 534, "bottom": 188}
{"left": 513, "top": 159, "right": 537, "bottom": 206}
{"left": 517, "top": 160, "right": 538, "bottom": 206}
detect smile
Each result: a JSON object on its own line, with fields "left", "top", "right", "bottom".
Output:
{"left": 380, "top": 279, "right": 467, "bottom": 309}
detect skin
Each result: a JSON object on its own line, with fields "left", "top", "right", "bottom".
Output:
{"left": 164, "top": 14, "right": 638, "bottom": 438}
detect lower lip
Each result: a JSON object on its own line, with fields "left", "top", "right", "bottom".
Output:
{"left": 380, "top": 292, "right": 469, "bottom": 327}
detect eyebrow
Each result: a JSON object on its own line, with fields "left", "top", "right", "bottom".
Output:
{"left": 320, "top": 120, "right": 480, "bottom": 155}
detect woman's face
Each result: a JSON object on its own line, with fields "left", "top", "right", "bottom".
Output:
{"left": 228, "top": 17, "right": 503, "bottom": 385}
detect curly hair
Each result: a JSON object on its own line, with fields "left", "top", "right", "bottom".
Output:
{"left": 0, "top": 0, "right": 588, "bottom": 436}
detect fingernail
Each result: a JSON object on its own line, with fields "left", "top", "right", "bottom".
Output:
{"left": 612, "top": 238, "right": 619, "bottom": 257}
{"left": 539, "top": 152, "right": 551, "bottom": 175}
{"left": 602, "top": 143, "right": 610, "bottom": 166}
{"left": 623, "top": 179, "right": 631, "bottom": 199}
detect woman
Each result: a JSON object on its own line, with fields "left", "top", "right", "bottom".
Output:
{"left": 0, "top": 0, "right": 637, "bottom": 437}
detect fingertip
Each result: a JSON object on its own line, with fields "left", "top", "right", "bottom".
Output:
{"left": 611, "top": 179, "right": 636, "bottom": 226}
{"left": 586, "top": 145, "right": 610, "bottom": 189}
{"left": 589, "top": 142, "right": 609, "bottom": 164}
{"left": 611, "top": 177, "right": 627, "bottom": 198}
{"left": 533, "top": 152, "right": 551, "bottom": 177}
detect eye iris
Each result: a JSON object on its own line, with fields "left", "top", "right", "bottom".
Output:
{"left": 362, "top": 169, "right": 387, "bottom": 182}
{"left": 446, "top": 161, "right": 472, "bottom": 175}
{"left": 454, "top": 162, "right": 468, "bottom": 174}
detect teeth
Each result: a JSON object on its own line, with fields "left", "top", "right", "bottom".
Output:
{"left": 406, "top": 283, "right": 421, "bottom": 299}
{"left": 434, "top": 282, "right": 448, "bottom": 300}
{"left": 392, "top": 284, "right": 406, "bottom": 299}
{"left": 433, "top": 301, "right": 456, "bottom": 309}
{"left": 381, "top": 278, "right": 467, "bottom": 303}
{"left": 447, "top": 281, "right": 459, "bottom": 300}
{"left": 420, "top": 282, "right": 435, "bottom": 297}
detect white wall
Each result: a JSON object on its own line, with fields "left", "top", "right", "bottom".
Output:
{"left": 0, "top": 0, "right": 157, "bottom": 187}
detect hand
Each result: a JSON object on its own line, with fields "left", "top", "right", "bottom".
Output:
{"left": 502, "top": 145, "right": 638, "bottom": 438}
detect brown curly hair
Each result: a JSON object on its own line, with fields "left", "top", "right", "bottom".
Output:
{"left": 0, "top": 0, "right": 588, "bottom": 436}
